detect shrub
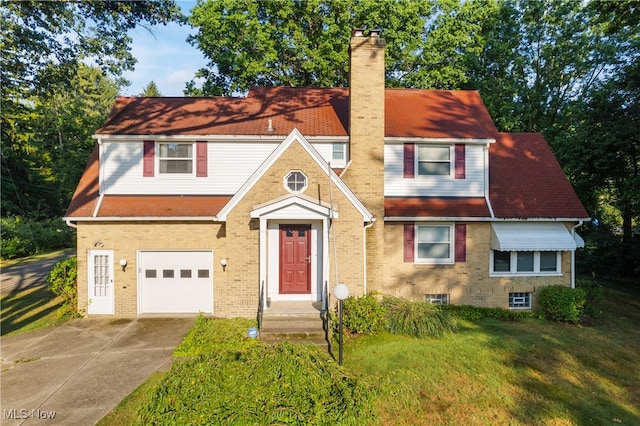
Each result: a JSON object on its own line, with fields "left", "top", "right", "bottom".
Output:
{"left": 47, "top": 256, "right": 81, "bottom": 319}
{"left": 442, "top": 304, "right": 535, "bottom": 321}
{"left": 139, "top": 342, "right": 376, "bottom": 425}
{"left": 577, "top": 278, "right": 603, "bottom": 318}
{"left": 538, "top": 285, "right": 586, "bottom": 323}
{"left": 174, "top": 316, "right": 258, "bottom": 357}
{"left": 382, "top": 297, "right": 458, "bottom": 338}
{"left": 335, "top": 292, "right": 386, "bottom": 335}
{"left": 1, "top": 216, "right": 75, "bottom": 259}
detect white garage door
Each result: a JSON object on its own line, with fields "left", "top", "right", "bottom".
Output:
{"left": 139, "top": 251, "right": 213, "bottom": 314}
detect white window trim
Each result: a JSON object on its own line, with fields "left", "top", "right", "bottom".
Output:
{"left": 490, "top": 251, "right": 562, "bottom": 277}
{"left": 156, "top": 142, "right": 196, "bottom": 178}
{"left": 332, "top": 143, "right": 346, "bottom": 161}
{"left": 416, "top": 144, "right": 454, "bottom": 178}
{"left": 508, "top": 292, "right": 531, "bottom": 309}
{"left": 283, "top": 170, "right": 308, "bottom": 194}
{"left": 415, "top": 223, "right": 454, "bottom": 265}
{"left": 425, "top": 294, "right": 450, "bottom": 305}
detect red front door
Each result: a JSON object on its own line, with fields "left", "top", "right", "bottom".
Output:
{"left": 279, "top": 225, "right": 311, "bottom": 294}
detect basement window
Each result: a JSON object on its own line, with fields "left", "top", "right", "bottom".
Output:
{"left": 509, "top": 292, "right": 531, "bottom": 309}
{"left": 425, "top": 294, "right": 449, "bottom": 305}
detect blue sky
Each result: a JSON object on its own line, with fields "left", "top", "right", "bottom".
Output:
{"left": 120, "top": 1, "right": 206, "bottom": 96}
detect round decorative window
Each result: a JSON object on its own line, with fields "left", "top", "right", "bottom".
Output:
{"left": 285, "top": 170, "right": 307, "bottom": 193}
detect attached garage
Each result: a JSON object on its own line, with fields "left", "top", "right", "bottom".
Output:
{"left": 138, "top": 250, "right": 214, "bottom": 314}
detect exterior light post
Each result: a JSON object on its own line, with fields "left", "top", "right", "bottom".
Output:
{"left": 333, "top": 283, "right": 349, "bottom": 365}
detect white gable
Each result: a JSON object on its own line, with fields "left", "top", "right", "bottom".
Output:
{"left": 217, "top": 129, "right": 373, "bottom": 222}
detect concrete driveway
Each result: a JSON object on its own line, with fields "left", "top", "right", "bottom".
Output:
{"left": 1, "top": 316, "right": 195, "bottom": 425}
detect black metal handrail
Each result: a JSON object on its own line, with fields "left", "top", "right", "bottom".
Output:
{"left": 258, "top": 280, "right": 265, "bottom": 330}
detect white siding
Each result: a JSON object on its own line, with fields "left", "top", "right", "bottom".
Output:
{"left": 102, "top": 141, "right": 278, "bottom": 195}
{"left": 101, "top": 140, "right": 345, "bottom": 195}
{"left": 384, "top": 144, "right": 486, "bottom": 197}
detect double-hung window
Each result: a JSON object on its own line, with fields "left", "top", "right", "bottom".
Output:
{"left": 417, "top": 145, "right": 451, "bottom": 176}
{"left": 416, "top": 224, "right": 454, "bottom": 264}
{"left": 158, "top": 143, "right": 193, "bottom": 174}
{"left": 491, "top": 251, "right": 560, "bottom": 276}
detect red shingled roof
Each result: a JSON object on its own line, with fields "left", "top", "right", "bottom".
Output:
{"left": 66, "top": 91, "right": 586, "bottom": 222}
{"left": 96, "top": 87, "right": 498, "bottom": 140}
{"left": 489, "top": 133, "right": 589, "bottom": 219}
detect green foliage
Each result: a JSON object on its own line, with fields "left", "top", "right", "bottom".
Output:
{"left": 443, "top": 304, "right": 536, "bottom": 321}
{"left": 139, "top": 80, "right": 163, "bottom": 96}
{"left": 382, "top": 297, "right": 458, "bottom": 338}
{"left": 1, "top": 217, "right": 75, "bottom": 259}
{"left": 46, "top": 256, "right": 80, "bottom": 319}
{"left": 538, "top": 285, "right": 587, "bottom": 323}
{"left": 140, "top": 341, "right": 375, "bottom": 425}
{"left": 187, "top": 0, "right": 491, "bottom": 95}
{"left": 335, "top": 292, "right": 386, "bottom": 336}
{"left": 174, "top": 316, "right": 258, "bottom": 357}
{"left": 577, "top": 277, "right": 604, "bottom": 318}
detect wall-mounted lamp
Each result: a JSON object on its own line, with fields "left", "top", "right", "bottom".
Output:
{"left": 119, "top": 259, "right": 127, "bottom": 272}
{"left": 220, "top": 258, "right": 227, "bottom": 272}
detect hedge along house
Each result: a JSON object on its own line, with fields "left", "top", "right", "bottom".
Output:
{"left": 64, "top": 30, "right": 589, "bottom": 317}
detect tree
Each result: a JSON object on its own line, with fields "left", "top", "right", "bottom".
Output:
{"left": 140, "top": 81, "right": 163, "bottom": 97}
{"left": 185, "top": 0, "right": 495, "bottom": 96}
{"left": 1, "top": 1, "right": 182, "bottom": 219}
{"left": 463, "top": 0, "right": 619, "bottom": 136}
{"left": 1, "top": 65, "right": 120, "bottom": 218}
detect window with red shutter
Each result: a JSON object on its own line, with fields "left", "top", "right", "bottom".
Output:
{"left": 455, "top": 224, "right": 467, "bottom": 262}
{"left": 403, "top": 143, "right": 415, "bottom": 178}
{"left": 404, "top": 223, "right": 415, "bottom": 262}
{"left": 455, "top": 144, "right": 465, "bottom": 179}
{"left": 143, "top": 141, "right": 154, "bottom": 177}
{"left": 196, "top": 141, "right": 208, "bottom": 177}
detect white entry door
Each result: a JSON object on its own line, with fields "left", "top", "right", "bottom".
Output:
{"left": 87, "top": 250, "right": 115, "bottom": 314}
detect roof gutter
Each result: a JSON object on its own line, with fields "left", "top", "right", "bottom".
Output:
{"left": 62, "top": 216, "right": 221, "bottom": 222}
{"left": 65, "top": 219, "right": 77, "bottom": 229}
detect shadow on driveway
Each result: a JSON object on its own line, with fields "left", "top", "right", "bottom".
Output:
{"left": 1, "top": 316, "right": 195, "bottom": 425}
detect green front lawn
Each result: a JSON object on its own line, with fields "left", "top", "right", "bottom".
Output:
{"left": 101, "top": 285, "right": 640, "bottom": 425}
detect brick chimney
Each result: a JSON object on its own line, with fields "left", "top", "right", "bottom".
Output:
{"left": 343, "top": 28, "right": 386, "bottom": 292}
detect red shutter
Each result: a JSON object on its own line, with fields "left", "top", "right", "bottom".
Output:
{"left": 403, "top": 143, "right": 415, "bottom": 178}
{"left": 455, "top": 224, "right": 467, "bottom": 262}
{"left": 143, "top": 141, "right": 154, "bottom": 177}
{"left": 404, "top": 223, "right": 415, "bottom": 262}
{"left": 196, "top": 141, "right": 208, "bottom": 177}
{"left": 455, "top": 144, "right": 465, "bottom": 179}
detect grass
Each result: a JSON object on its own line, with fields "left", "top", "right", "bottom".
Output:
{"left": 1, "top": 286, "right": 65, "bottom": 336}
{"left": 1, "top": 249, "right": 72, "bottom": 336}
{"left": 97, "top": 284, "right": 640, "bottom": 425}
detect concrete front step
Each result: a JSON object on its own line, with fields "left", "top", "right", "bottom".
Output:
{"left": 259, "top": 310, "right": 329, "bottom": 350}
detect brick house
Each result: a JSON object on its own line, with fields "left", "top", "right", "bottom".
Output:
{"left": 64, "top": 30, "right": 589, "bottom": 316}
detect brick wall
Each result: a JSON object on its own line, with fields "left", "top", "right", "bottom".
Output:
{"left": 342, "top": 31, "right": 386, "bottom": 294}
{"left": 379, "top": 222, "right": 572, "bottom": 309}
{"left": 76, "top": 221, "right": 221, "bottom": 316}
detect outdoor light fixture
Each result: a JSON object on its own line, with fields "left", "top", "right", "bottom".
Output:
{"left": 220, "top": 258, "right": 227, "bottom": 272}
{"left": 333, "top": 283, "right": 349, "bottom": 365}
{"left": 119, "top": 259, "right": 127, "bottom": 272}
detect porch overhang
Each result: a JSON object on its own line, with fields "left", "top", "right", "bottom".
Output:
{"left": 490, "top": 222, "right": 577, "bottom": 251}
{"left": 250, "top": 194, "right": 338, "bottom": 219}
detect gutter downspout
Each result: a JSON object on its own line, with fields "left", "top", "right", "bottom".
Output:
{"left": 363, "top": 220, "right": 375, "bottom": 295}
{"left": 484, "top": 143, "right": 495, "bottom": 218}
{"left": 570, "top": 220, "right": 584, "bottom": 289}
{"left": 65, "top": 219, "right": 77, "bottom": 229}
